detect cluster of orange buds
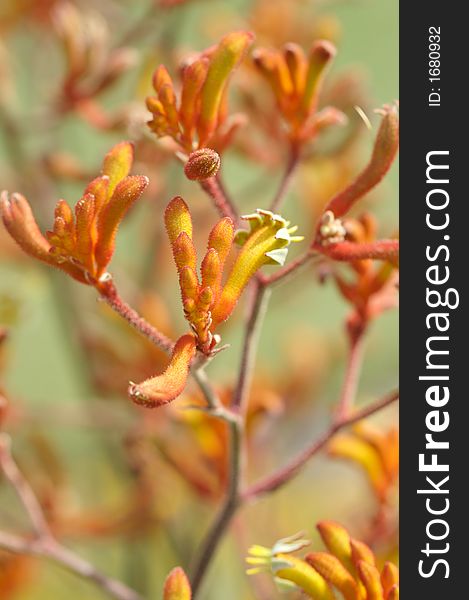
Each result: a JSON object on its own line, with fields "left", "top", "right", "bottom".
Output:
{"left": 162, "top": 567, "right": 191, "bottom": 600}
{"left": 53, "top": 2, "right": 136, "bottom": 122}
{"left": 0, "top": 142, "right": 148, "bottom": 287}
{"left": 247, "top": 521, "right": 399, "bottom": 600}
{"left": 329, "top": 423, "right": 399, "bottom": 505}
{"left": 128, "top": 199, "right": 302, "bottom": 408}
{"left": 311, "top": 105, "right": 400, "bottom": 340}
{"left": 253, "top": 40, "right": 346, "bottom": 147}
{"left": 146, "top": 31, "right": 254, "bottom": 153}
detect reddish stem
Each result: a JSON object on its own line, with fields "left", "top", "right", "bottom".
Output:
{"left": 200, "top": 176, "right": 238, "bottom": 223}
{"left": 242, "top": 389, "right": 399, "bottom": 501}
{"left": 334, "top": 330, "right": 365, "bottom": 423}
{"left": 97, "top": 279, "right": 174, "bottom": 354}
{"left": 260, "top": 249, "right": 319, "bottom": 286}
{"left": 316, "top": 239, "right": 399, "bottom": 263}
{"left": 270, "top": 147, "right": 300, "bottom": 212}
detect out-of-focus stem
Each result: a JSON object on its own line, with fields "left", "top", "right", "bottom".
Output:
{"left": 0, "top": 532, "right": 142, "bottom": 600}
{"left": 269, "top": 147, "right": 300, "bottom": 212}
{"left": 97, "top": 279, "right": 174, "bottom": 354}
{"left": 0, "top": 434, "right": 142, "bottom": 600}
{"left": 199, "top": 176, "right": 238, "bottom": 223}
{"left": 334, "top": 330, "right": 365, "bottom": 422}
{"left": 232, "top": 280, "right": 271, "bottom": 416}
{"left": 260, "top": 249, "right": 319, "bottom": 287}
{"left": 242, "top": 389, "right": 399, "bottom": 501}
{"left": 190, "top": 417, "right": 242, "bottom": 597}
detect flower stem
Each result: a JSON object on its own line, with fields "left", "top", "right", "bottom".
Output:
{"left": 200, "top": 176, "right": 238, "bottom": 223}
{"left": 242, "top": 389, "right": 399, "bottom": 501}
{"left": 0, "top": 434, "right": 142, "bottom": 600}
{"left": 269, "top": 148, "right": 300, "bottom": 212}
{"left": 190, "top": 417, "right": 242, "bottom": 597}
{"left": 260, "top": 249, "right": 319, "bottom": 287}
{"left": 334, "top": 330, "right": 365, "bottom": 423}
{"left": 97, "top": 279, "right": 174, "bottom": 354}
{"left": 232, "top": 280, "right": 271, "bottom": 416}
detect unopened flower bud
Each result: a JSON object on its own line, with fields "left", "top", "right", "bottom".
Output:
{"left": 184, "top": 148, "right": 221, "bottom": 181}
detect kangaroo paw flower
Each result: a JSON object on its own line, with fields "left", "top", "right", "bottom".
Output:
{"left": 128, "top": 334, "right": 196, "bottom": 408}
{"left": 1, "top": 142, "right": 148, "bottom": 286}
{"left": 147, "top": 31, "right": 254, "bottom": 153}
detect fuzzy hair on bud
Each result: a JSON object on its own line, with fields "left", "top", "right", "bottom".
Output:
{"left": 184, "top": 148, "right": 221, "bottom": 181}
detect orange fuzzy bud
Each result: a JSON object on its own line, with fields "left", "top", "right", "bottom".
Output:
{"left": 128, "top": 334, "right": 196, "bottom": 408}
{"left": 95, "top": 175, "right": 149, "bottom": 275}
{"left": 326, "top": 105, "right": 399, "bottom": 218}
{"left": 172, "top": 232, "right": 197, "bottom": 273}
{"left": 165, "top": 196, "right": 193, "bottom": 245}
{"left": 201, "top": 247, "right": 221, "bottom": 292}
{"left": 305, "top": 552, "right": 359, "bottom": 600}
{"left": 163, "top": 567, "right": 192, "bottom": 600}
{"left": 197, "top": 31, "right": 254, "bottom": 145}
{"left": 84, "top": 175, "right": 110, "bottom": 215}
{"left": 75, "top": 192, "right": 97, "bottom": 272}
{"left": 179, "top": 266, "right": 199, "bottom": 302}
{"left": 184, "top": 148, "right": 221, "bottom": 181}
{"left": 179, "top": 58, "right": 209, "bottom": 139}
{"left": 350, "top": 540, "right": 376, "bottom": 568}
{"left": 1, "top": 191, "right": 53, "bottom": 263}
{"left": 283, "top": 43, "right": 307, "bottom": 95}
{"left": 317, "top": 521, "right": 354, "bottom": 573}
{"left": 152, "top": 65, "right": 174, "bottom": 94}
{"left": 101, "top": 141, "right": 134, "bottom": 197}
{"left": 387, "top": 585, "right": 399, "bottom": 600}
{"left": 207, "top": 217, "right": 234, "bottom": 265}
{"left": 301, "top": 40, "right": 336, "bottom": 117}
{"left": 357, "top": 561, "right": 384, "bottom": 600}
{"left": 381, "top": 563, "right": 399, "bottom": 598}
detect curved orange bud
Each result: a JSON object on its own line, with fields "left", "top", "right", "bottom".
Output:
{"left": 326, "top": 105, "right": 399, "bottom": 218}
{"left": 381, "top": 563, "right": 399, "bottom": 598}
{"left": 350, "top": 539, "right": 376, "bottom": 568}
{"left": 84, "top": 175, "right": 110, "bottom": 214}
{"left": 128, "top": 334, "right": 196, "bottom": 408}
{"left": 317, "top": 521, "right": 354, "bottom": 574}
{"left": 159, "top": 83, "right": 179, "bottom": 133}
{"left": 179, "top": 58, "right": 209, "bottom": 139}
{"left": 1, "top": 191, "right": 53, "bottom": 263}
{"left": 75, "top": 193, "right": 97, "bottom": 273}
{"left": 172, "top": 232, "right": 197, "bottom": 274}
{"left": 95, "top": 175, "right": 149, "bottom": 275}
{"left": 357, "top": 561, "right": 384, "bottom": 600}
{"left": 152, "top": 65, "right": 174, "bottom": 94}
{"left": 201, "top": 248, "right": 221, "bottom": 292}
{"left": 163, "top": 566, "right": 192, "bottom": 600}
{"left": 301, "top": 41, "right": 336, "bottom": 117}
{"left": 283, "top": 43, "right": 307, "bottom": 95}
{"left": 101, "top": 141, "right": 134, "bottom": 198}
{"left": 207, "top": 217, "right": 234, "bottom": 265}
{"left": 305, "top": 552, "right": 359, "bottom": 600}
{"left": 197, "top": 31, "right": 254, "bottom": 145}
{"left": 165, "top": 196, "right": 193, "bottom": 245}
{"left": 386, "top": 585, "right": 399, "bottom": 600}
